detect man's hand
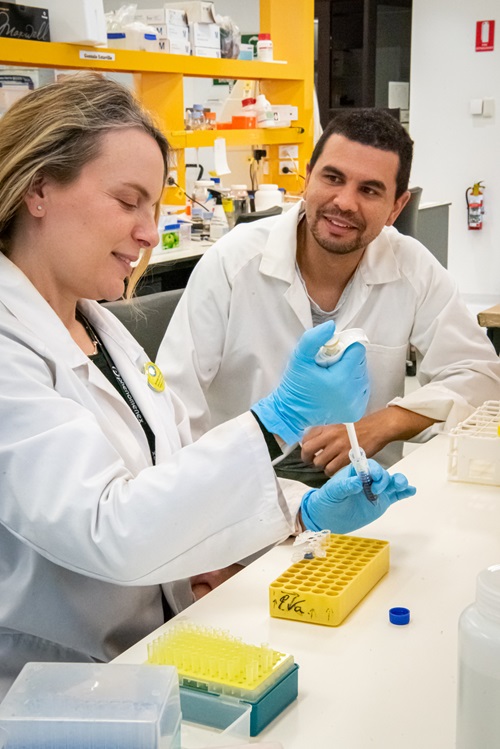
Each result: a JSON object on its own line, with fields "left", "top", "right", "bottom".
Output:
{"left": 190, "top": 564, "right": 244, "bottom": 600}
{"left": 301, "top": 406, "right": 439, "bottom": 477}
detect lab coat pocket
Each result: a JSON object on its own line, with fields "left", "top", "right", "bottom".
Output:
{"left": 364, "top": 342, "right": 408, "bottom": 412}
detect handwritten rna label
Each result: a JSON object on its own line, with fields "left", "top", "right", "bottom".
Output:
{"left": 79, "top": 50, "right": 115, "bottom": 62}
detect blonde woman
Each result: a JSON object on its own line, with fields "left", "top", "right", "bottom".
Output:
{"left": 0, "top": 73, "right": 413, "bottom": 696}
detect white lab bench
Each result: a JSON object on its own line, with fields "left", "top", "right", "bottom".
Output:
{"left": 114, "top": 434, "right": 500, "bottom": 748}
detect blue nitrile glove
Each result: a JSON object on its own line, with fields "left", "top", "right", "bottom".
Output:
{"left": 300, "top": 460, "right": 416, "bottom": 534}
{"left": 251, "top": 321, "right": 369, "bottom": 445}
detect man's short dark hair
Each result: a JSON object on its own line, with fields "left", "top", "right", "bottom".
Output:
{"left": 309, "top": 109, "right": 414, "bottom": 199}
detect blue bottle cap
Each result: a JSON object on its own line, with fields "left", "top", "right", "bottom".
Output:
{"left": 107, "top": 32, "right": 126, "bottom": 39}
{"left": 389, "top": 607, "right": 410, "bottom": 625}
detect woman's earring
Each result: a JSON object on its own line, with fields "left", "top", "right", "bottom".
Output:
{"left": 37, "top": 205, "right": 43, "bottom": 211}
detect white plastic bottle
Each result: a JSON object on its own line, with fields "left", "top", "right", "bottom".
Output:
{"left": 255, "top": 93, "right": 275, "bottom": 128}
{"left": 257, "top": 33, "right": 273, "bottom": 62}
{"left": 457, "top": 564, "right": 500, "bottom": 748}
{"left": 254, "top": 184, "right": 283, "bottom": 212}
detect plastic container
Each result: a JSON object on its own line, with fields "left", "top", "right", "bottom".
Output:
{"left": 231, "top": 184, "right": 250, "bottom": 223}
{"left": 178, "top": 219, "right": 191, "bottom": 247}
{"left": 210, "top": 194, "right": 229, "bottom": 240}
{"left": 457, "top": 565, "right": 500, "bottom": 748}
{"left": 161, "top": 221, "right": 180, "bottom": 251}
{"left": 257, "top": 33, "right": 273, "bottom": 62}
{"left": 0, "top": 662, "right": 181, "bottom": 749}
{"left": 107, "top": 31, "right": 127, "bottom": 49}
{"left": 255, "top": 93, "right": 275, "bottom": 128}
{"left": 241, "top": 97, "right": 257, "bottom": 127}
{"left": 204, "top": 110, "right": 217, "bottom": 129}
{"left": 254, "top": 184, "right": 283, "bottom": 212}
{"left": 191, "top": 179, "right": 215, "bottom": 236}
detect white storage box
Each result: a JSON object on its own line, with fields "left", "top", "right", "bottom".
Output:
{"left": 159, "top": 38, "right": 191, "bottom": 54}
{"left": 135, "top": 8, "right": 187, "bottom": 26}
{"left": 164, "top": 1, "right": 216, "bottom": 24}
{"left": 192, "top": 45, "right": 221, "bottom": 58}
{"left": 153, "top": 23, "right": 189, "bottom": 42}
{"left": 448, "top": 401, "right": 500, "bottom": 486}
{"left": 190, "top": 22, "right": 220, "bottom": 49}
{"left": 42, "top": 0, "right": 106, "bottom": 45}
{"left": 0, "top": 662, "right": 181, "bottom": 748}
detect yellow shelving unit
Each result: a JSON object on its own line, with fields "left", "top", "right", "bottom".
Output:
{"left": 0, "top": 0, "right": 314, "bottom": 200}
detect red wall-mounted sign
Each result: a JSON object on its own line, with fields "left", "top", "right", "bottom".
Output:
{"left": 476, "top": 20, "right": 495, "bottom": 52}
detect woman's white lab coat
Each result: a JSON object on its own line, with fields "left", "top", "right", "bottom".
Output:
{"left": 0, "top": 252, "right": 303, "bottom": 698}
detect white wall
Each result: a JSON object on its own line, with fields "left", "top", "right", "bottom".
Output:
{"left": 410, "top": 1, "right": 500, "bottom": 300}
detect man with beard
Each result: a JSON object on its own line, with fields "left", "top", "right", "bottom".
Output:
{"left": 158, "top": 109, "right": 500, "bottom": 488}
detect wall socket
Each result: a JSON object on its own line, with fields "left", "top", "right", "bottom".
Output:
{"left": 279, "top": 159, "right": 297, "bottom": 175}
{"left": 278, "top": 144, "right": 298, "bottom": 159}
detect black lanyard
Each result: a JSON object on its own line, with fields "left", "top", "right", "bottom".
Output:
{"left": 77, "top": 311, "right": 156, "bottom": 465}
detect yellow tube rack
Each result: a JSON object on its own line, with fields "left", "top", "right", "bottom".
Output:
{"left": 269, "top": 534, "right": 389, "bottom": 626}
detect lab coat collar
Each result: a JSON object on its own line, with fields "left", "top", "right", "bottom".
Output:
{"left": 0, "top": 252, "right": 89, "bottom": 367}
{"left": 358, "top": 227, "right": 402, "bottom": 286}
{"left": 258, "top": 201, "right": 303, "bottom": 284}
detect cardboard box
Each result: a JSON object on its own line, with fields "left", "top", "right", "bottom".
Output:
{"left": 192, "top": 45, "right": 220, "bottom": 58}
{"left": 164, "top": 1, "right": 216, "bottom": 24}
{"left": 159, "top": 38, "right": 191, "bottom": 54}
{"left": 135, "top": 7, "right": 187, "bottom": 26}
{"left": 153, "top": 22, "right": 189, "bottom": 42}
{"left": 43, "top": 0, "right": 106, "bottom": 45}
{"left": 190, "top": 21, "right": 219, "bottom": 49}
{"left": 0, "top": 2, "right": 50, "bottom": 41}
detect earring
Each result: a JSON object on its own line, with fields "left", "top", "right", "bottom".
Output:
{"left": 37, "top": 205, "right": 43, "bottom": 211}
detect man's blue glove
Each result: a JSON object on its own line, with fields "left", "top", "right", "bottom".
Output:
{"left": 300, "top": 459, "right": 416, "bottom": 534}
{"left": 251, "top": 321, "right": 369, "bottom": 445}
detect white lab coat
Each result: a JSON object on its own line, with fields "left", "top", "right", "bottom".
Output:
{"left": 159, "top": 201, "right": 500, "bottom": 467}
{"left": 0, "top": 252, "right": 304, "bottom": 698}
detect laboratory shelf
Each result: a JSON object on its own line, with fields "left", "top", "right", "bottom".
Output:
{"left": 0, "top": 37, "right": 302, "bottom": 80}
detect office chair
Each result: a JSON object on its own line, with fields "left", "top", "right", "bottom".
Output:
{"left": 392, "top": 186, "right": 423, "bottom": 377}
{"left": 393, "top": 186, "right": 423, "bottom": 238}
{"left": 235, "top": 205, "right": 283, "bottom": 225}
{"left": 101, "top": 288, "right": 184, "bottom": 361}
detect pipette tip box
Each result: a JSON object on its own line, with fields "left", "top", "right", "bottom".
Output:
{"left": 0, "top": 662, "right": 181, "bottom": 749}
{"left": 146, "top": 623, "right": 298, "bottom": 736}
{"left": 269, "top": 533, "right": 390, "bottom": 626}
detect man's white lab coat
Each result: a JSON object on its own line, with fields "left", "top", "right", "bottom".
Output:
{"left": 0, "top": 252, "right": 303, "bottom": 697}
{"left": 159, "top": 202, "right": 500, "bottom": 467}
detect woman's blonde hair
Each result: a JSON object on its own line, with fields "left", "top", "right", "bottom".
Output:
{"left": 0, "top": 72, "right": 169, "bottom": 296}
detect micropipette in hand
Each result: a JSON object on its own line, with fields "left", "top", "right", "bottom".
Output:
{"left": 314, "top": 327, "right": 376, "bottom": 502}
{"left": 344, "top": 422, "right": 377, "bottom": 503}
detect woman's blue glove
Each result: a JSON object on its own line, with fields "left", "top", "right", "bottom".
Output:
{"left": 251, "top": 321, "right": 369, "bottom": 445}
{"left": 300, "top": 460, "right": 416, "bottom": 534}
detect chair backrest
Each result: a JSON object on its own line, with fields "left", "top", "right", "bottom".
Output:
{"left": 235, "top": 205, "right": 283, "bottom": 225}
{"left": 393, "top": 186, "right": 423, "bottom": 238}
{"left": 101, "top": 288, "right": 184, "bottom": 361}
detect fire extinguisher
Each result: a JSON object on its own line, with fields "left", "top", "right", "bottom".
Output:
{"left": 466, "top": 181, "right": 485, "bottom": 230}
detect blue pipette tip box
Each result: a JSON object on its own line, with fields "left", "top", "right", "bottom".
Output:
{"left": 0, "top": 662, "right": 181, "bottom": 748}
{"left": 180, "top": 662, "right": 299, "bottom": 737}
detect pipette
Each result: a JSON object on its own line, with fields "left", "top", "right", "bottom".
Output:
{"left": 344, "top": 422, "right": 377, "bottom": 503}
